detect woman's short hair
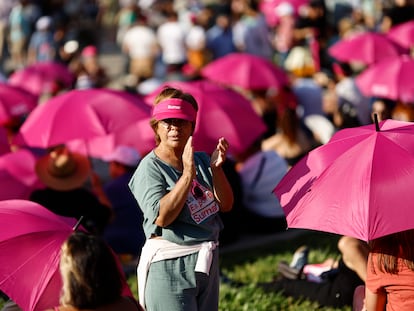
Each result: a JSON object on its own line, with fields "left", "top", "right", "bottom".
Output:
{"left": 59, "top": 232, "right": 124, "bottom": 309}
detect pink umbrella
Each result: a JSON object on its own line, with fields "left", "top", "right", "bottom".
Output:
{"left": 328, "top": 31, "right": 407, "bottom": 65}
{"left": 8, "top": 61, "right": 75, "bottom": 96}
{"left": 13, "top": 88, "right": 151, "bottom": 150}
{"left": 386, "top": 20, "right": 414, "bottom": 49}
{"left": 274, "top": 118, "right": 414, "bottom": 241}
{"left": 259, "top": 0, "right": 309, "bottom": 27}
{"left": 200, "top": 52, "right": 289, "bottom": 90}
{"left": 0, "top": 127, "right": 11, "bottom": 156}
{"left": 66, "top": 117, "right": 156, "bottom": 159}
{"left": 0, "top": 83, "right": 38, "bottom": 125}
{"left": 145, "top": 80, "right": 267, "bottom": 156}
{"left": 0, "top": 149, "right": 44, "bottom": 200}
{"left": 355, "top": 54, "right": 414, "bottom": 103}
{"left": 0, "top": 199, "right": 80, "bottom": 311}
{"left": 0, "top": 199, "right": 134, "bottom": 311}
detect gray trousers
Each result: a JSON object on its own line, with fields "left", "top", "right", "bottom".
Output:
{"left": 145, "top": 249, "right": 219, "bottom": 311}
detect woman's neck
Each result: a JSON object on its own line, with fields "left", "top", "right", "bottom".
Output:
{"left": 155, "top": 145, "right": 184, "bottom": 171}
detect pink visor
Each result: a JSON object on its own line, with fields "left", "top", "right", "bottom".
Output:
{"left": 152, "top": 98, "right": 197, "bottom": 122}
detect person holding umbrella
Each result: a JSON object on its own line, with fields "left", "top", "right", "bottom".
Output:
{"left": 365, "top": 229, "right": 414, "bottom": 310}
{"left": 129, "top": 86, "right": 234, "bottom": 311}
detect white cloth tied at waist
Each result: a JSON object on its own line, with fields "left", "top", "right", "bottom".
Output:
{"left": 137, "top": 239, "right": 218, "bottom": 310}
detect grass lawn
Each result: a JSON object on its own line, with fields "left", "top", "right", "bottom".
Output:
{"left": 0, "top": 230, "right": 350, "bottom": 310}
{"left": 127, "top": 229, "right": 352, "bottom": 311}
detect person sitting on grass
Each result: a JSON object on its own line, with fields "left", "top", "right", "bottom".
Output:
{"left": 43, "top": 231, "right": 142, "bottom": 311}
{"left": 260, "top": 235, "right": 369, "bottom": 309}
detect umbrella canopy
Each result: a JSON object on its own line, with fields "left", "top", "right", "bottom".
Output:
{"left": 355, "top": 54, "right": 414, "bottom": 103}
{"left": 200, "top": 52, "right": 289, "bottom": 90}
{"left": 0, "top": 83, "right": 38, "bottom": 125}
{"left": 8, "top": 61, "right": 75, "bottom": 96}
{"left": 328, "top": 31, "right": 406, "bottom": 65}
{"left": 386, "top": 20, "right": 414, "bottom": 49}
{"left": 0, "top": 149, "right": 44, "bottom": 200}
{"left": 274, "top": 118, "right": 414, "bottom": 241}
{"left": 0, "top": 199, "right": 134, "bottom": 311}
{"left": 0, "top": 200, "right": 80, "bottom": 311}
{"left": 66, "top": 117, "right": 156, "bottom": 159}
{"left": 13, "top": 88, "right": 152, "bottom": 150}
{"left": 145, "top": 79, "right": 267, "bottom": 156}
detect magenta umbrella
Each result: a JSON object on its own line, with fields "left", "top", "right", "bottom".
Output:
{"left": 0, "top": 83, "right": 38, "bottom": 125}
{"left": 145, "top": 79, "right": 267, "bottom": 156}
{"left": 0, "top": 199, "right": 134, "bottom": 311}
{"left": 274, "top": 118, "right": 414, "bottom": 241}
{"left": 355, "top": 54, "right": 414, "bottom": 103}
{"left": 328, "top": 31, "right": 407, "bottom": 65}
{"left": 200, "top": 52, "right": 289, "bottom": 90}
{"left": 13, "top": 88, "right": 152, "bottom": 150}
{"left": 0, "top": 149, "right": 44, "bottom": 200}
{"left": 66, "top": 117, "right": 156, "bottom": 159}
{"left": 0, "top": 200, "right": 81, "bottom": 311}
{"left": 8, "top": 61, "right": 75, "bottom": 96}
{"left": 386, "top": 20, "right": 414, "bottom": 49}
{"left": 0, "top": 127, "right": 10, "bottom": 156}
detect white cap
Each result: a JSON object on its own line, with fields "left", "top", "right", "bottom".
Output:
{"left": 102, "top": 145, "right": 141, "bottom": 167}
{"left": 275, "top": 2, "right": 294, "bottom": 17}
{"left": 36, "top": 16, "right": 52, "bottom": 31}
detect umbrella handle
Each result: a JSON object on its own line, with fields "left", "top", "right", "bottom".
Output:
{"left": 373, "top": 113, "right": 380, "bottom": 132}
{"left": 73, "top": 215, "right": 84, "bottom": 231}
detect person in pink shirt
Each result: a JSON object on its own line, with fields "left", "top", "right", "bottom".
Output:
{"left": 365, "top": 229, "right": 414, "bottom": 311}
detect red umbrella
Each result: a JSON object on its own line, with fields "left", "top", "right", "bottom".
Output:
{"left": 145, "top": 80, "right": 267, "bottom": 156}
{"left": 13, "top": 88, "right": 151, "bottom": 150}
{"left": 8, "top": 61, "right": 75, "bottom": 96}
{"left": 200, "top": 52, "right": 289, "bottom": 90}
{"left": 274, "top": 119, "right": 414, "bottom": 241}
{"left": 0, "top": 149, "right": 44, "bottom": 200}
{"left": 0, "top": 83, "right": 38, "bottom": 125}
{"left": 0, "top": 199, "right": 133, "bottom": 311}
{"left": 355, "top": 55, "right": 414, "bottom": 103}
{"left": 328, "top": 31, "right": 407, "bottom": 65}
{"left": 386, "top": 20, "right": 414, "bottom": 49}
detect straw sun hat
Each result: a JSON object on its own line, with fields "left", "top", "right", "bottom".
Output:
{"left": 35, "top": 149, "right": 91, "bottom": 191}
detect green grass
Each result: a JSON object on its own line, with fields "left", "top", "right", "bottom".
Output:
{"left": 127, "top": 230, "right": 351, "bottom": 311}
{"left": 0, "top": 230, "right": 350, "bottom": 311}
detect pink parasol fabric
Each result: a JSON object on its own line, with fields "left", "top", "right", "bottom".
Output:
{"left": 13, "top": 88, "right": 151, "bottom": 150}
{"left": 0, "top": 149, "right": 44, "bottom": 200}
{"left": 355, "top": 54, "right": 414, "bottom": 103}
{"left": 0, "top": 83, "right": 38, "bottom": 125}
{"left": 386, "top": 20, "right": 414, "bottom": 49}
{"left": 328, "top": 31, "right": 407, "bottom": 65}
{"left": 274, "top": 119, "right": 414, "bottom": 241}
{"left": 0, "top": 127, "right": 10, "bottom": 156}
{"left": 0, "top": 200, "right": 80, "bottom": 311}
{"left": 0, "top": 200, "right": 134, "bottom": 311}
{"left": 200, "top": 52, "right": 289, "bottom": 90}
{"left": 8, "top": 61, "right": 75, "bottom": 96}
{"left": 66, "top": 117, "right": 155, "bottom": 159}
{"left": 145, "top": 79, "right": 267, "bottom": 156}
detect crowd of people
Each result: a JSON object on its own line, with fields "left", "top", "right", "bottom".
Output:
{"left": 0, "top": 0, "right": 414, "bottom": 310}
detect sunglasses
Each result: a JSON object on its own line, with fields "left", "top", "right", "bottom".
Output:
{"left": 159, "top": 118, "right": 190, "bottom": 130}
